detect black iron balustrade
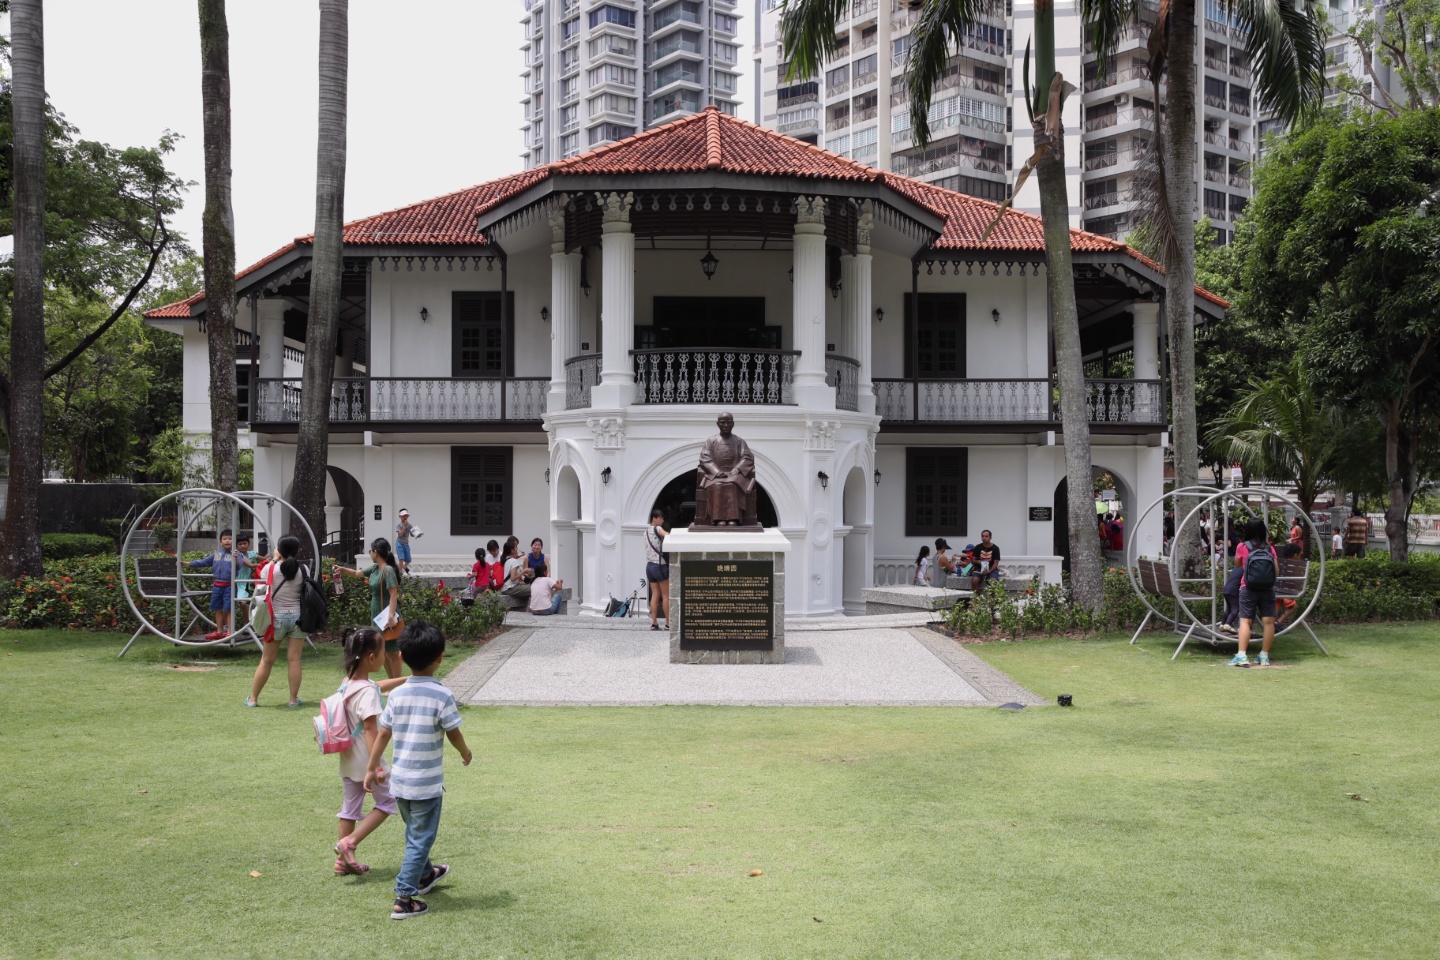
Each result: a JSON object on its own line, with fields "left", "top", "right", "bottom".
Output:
{"left": 253, "top": 377, "right": 548, "bottom": 424}
{"left": 631, "top": 348, "right": 798, "bottom": 405}
{"left": 826, "top": 354, "right": 860, "bottom": 412}
{"left": 874, "top": 377, "right": 1164, "bottom": 425}
{"left": 565, "top": 354, "right": 602, "bottom": 410}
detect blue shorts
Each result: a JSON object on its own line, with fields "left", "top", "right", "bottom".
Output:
{"left": 209, "top": 585, "right": 233, "bottom": 612}
{"left": 396, "top": 541, "right": 412, "bottom": 563}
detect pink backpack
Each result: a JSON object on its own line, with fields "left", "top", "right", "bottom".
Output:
{"left": 313, "top": 681, "right": 371, "bottom": 755}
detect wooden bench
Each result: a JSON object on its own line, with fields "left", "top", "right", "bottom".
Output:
{"left": 1130, "top": 557, "right": 1222, "bottom": 659}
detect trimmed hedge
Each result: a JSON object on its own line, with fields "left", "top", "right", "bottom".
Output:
{"left": 40, "top": 533, "right": 116, "bottom": 560}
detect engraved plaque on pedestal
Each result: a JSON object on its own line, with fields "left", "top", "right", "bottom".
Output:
{"left": 679, "top": 559, "right": 774, "bottom": 651}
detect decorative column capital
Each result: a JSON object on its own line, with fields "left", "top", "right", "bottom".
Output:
{"left": 856, "top": 210, "right": 874, "bottom": 250}
{"left": 598, "top": 191, "right": 635, "bottom": 224}
{"left": 548, "top": 202, "right": 567, "bottom": 250}
{"left": 587, "top": 416, "right": 627, "bottom": 449}
{"left": 796, "top": 195, "right": 826, "bottom": 226}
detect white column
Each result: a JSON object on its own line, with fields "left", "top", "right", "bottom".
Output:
{"left": 258, "top": 298, "right": 286, "bottom": 379}
{"left": 548, "top": 203, "right": 582, "bottom": 413}
{"left": 852, "top": 209, "right": 875, "bottom": 415}
{"left": 1132, "top": 299, "right": 1161, "bottom": 423}
{"left": 1131, "top": 299, "right": 1160, "bottom": 378}
{"left": 593, "top": 191, "right": 635, "bottom": 409}
{"left": 792, "top": 196, "right": 833, "bottom": 409}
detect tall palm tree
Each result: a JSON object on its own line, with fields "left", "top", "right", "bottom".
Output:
{"left": 1207, "top": 359, "right": 1343, "bottom": 517}
{"left": 1129, "top": 0, "right": 1326, "bottom": 570}
{"left": 290, "top": 0, "right": 349, "bottom": 550}
{"left": 2, "top": 0, "right": 48, "bottom": 578}
{"left": 782, "top": 0, "right": 1109, "bottom": 610}
{"left": 197, "top": 0, "right": 240, "bottom": 514}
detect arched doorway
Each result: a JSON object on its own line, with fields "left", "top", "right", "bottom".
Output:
{"left": 841, "top": 466, "right": 869, "bottom": 615}
{"left": 1053, "top": 465, "right": 1136, "bottom": 572}
{"left": 554, "top": 465, "right": 583, "bottom": 604}
{"left": 649, "top": 471, "right": 779, "bottom": 528}
{"left": 282, "top": 466, "right": 364, "bottom": 559}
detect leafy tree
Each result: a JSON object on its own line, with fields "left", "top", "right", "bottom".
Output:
{"left": 197, "top": 0, "right": 239, "bottom": 519}
{"left": 1206, "top": 359, "right": 1343, "bottom": 515}
{"left": 0, "top": 12, "right": 188, "bottom": 575}
{"left": 40, "top": 292, "right": 151, "bottom": 481}
{"left": 291, "top": 0, "right": 350, "bottom": 551}
{"left": 1341, "top": 0, "right": 1440, "bottom": 113}
{"left": 1240, "top": 108, "right": 1440, "bottom": 559}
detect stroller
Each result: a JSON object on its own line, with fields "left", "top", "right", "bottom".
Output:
{"left": 604, "top": 578, "right": 646, "bottom": 618}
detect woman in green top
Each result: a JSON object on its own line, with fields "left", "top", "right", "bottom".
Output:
{"left": 334, "top": 537, "right": 404, "bottom": 678}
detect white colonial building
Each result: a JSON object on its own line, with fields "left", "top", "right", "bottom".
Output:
{"left": 148, "top": 108, "right": 1223, "bottom": 615}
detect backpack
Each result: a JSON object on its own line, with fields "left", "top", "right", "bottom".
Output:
{"left": 485, "top": 559, "right": 505, "bottom": 590}
{"left": 297, "top": 564, "right": 330, "bottom": 633}
{"left": 313, "top": 681, "right": 370, "bottom": 755}
{"left": 1243, "top": 541, "right": 1277, "bottom": 591}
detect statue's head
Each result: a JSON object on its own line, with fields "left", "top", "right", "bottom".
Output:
{"left": 716, "top": 412, "right": 734, "bottom": 437}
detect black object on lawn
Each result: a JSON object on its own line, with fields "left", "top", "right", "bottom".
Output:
{"left": 1058, "top": 694, "right": 1073, "bottom": 707}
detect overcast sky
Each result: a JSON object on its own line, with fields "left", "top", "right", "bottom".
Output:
{"left": 10, "top": 1, "right": 752, "bottom": 269}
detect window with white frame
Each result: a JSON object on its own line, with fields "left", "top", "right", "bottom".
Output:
{"left": 588, "top": 64, "right": 637, "bottom": 86}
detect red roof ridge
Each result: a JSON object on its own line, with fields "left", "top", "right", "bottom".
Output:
{"left": 712, "top": 108, "right": 883, "bottom": 180}
{"left": 552, "top": 109, "right": 712, "bottom": 173}
{"left": 705, "top": 105, "right": 723, "bottom": 170}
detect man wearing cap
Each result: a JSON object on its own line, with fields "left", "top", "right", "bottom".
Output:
{"left": 395, "top": 508, "right": 422, "bottom": 575}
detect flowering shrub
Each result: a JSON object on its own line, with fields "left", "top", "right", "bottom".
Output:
{"left": 0, "top": 555, "right": 507, "bottom": 641}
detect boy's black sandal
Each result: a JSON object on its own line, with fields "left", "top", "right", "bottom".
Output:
{"left": 391, "top": 897, "right": 429, "bottom": 920}
{"left": 416, "top": 863, "right": 450, "bottom": 895}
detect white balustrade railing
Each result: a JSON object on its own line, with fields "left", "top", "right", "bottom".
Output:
{"left": 875, "top": 379, "right": 1051, "bottom": 422}
{"left": 631, "top": 349, "right": 797, "bottom": 406}
{"left": 565, "top": 354, "right": 602, "bottom": 410}
{"left": 826, "top": 355, "right": 860, "bottom": 412}
{"left": 254, "top": 377, "right": 548, "bottom": 423}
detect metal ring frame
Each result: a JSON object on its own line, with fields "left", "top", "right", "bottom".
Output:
{"left": 1126, "top": 485, "right": 1328, "bottom": 658}
{"left": 117, "top": 488, "right": 320, "bottom": 658}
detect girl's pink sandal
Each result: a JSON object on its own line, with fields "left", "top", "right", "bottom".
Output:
{"left": 334, "top": 857, "right": 370, "bottom": 876}
{"left": 334, "top": 837, "right": 362, "bottom": 870}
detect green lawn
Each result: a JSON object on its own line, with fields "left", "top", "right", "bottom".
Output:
{"left": 2, "top": 624, "right": 1437, "bottom": 959}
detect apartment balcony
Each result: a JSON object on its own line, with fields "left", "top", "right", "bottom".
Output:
{"left": 1082, "top": 146, "right": 1147, "bottom": 172}
{"left": 778, "top": 84, "right": 820, "bottom": 108}
{"left": 853, "top": 70, "right": 879, "bottom": 88}
{"left": 1203, "top": 167, "right": 1226, "bottom": 183}
{"left": 1228, "top": 173, "right": 1250, "bottom": 189}
{"left": 874, "top": 379, "right": 1164, "bottom": 427}
{"left": 1203, "top": 131, "right": 1250, "bottom": 154}
{"left": 827, "top": 113, "right": 850, "bottom": 132}
{"left": 1204, "top": 204, "right": 1230, "bottom": 223}
{"left": 1204, "top": 55, "right": 1226, "bottom": 75}
{"left": 1082, "top": 107, "right": 1156, "bottom": 135}
{"left": 853, "top": 105, "right": 878, "bottom": 123}
{"left": 1229, "top": 62, "right": 1252, "bottom": 81}
{"left": 828, "top": 78, "right": 851, "bottom": 98}
{"left": 851, "top": 0, "right": 879, "bottom": 21}
{"left": 776, "top": 106, "right": 822, "bottom": 137}
{"left": 1083, "top": 64, "right": 1151, "bottom": 94}
{"left": 253, "top": 377, "right": 549, "bottom": 426}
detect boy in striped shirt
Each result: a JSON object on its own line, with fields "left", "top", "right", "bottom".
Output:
{"left": 365, "top": 621, "right": 472, "bottom": 920}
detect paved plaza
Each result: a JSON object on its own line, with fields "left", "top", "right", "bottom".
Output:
{"left": 445, "top": 615, "right": 1047, "bottom": 707}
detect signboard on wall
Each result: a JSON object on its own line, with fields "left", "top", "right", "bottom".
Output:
{"left": 1029, "top": 507, "right": 1052, "bottom": 522}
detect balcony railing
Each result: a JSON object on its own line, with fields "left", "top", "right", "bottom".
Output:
{"left": 565, "top": 354, "right": 601, "bottom": 410}
{"left": 254, "top": 377, "right": 548, "bottom": 424}
{"left": 826, "top": 355, "right": 860, "bottom": 412}
{"left": 874, "top": 379, "right": 1164, "bottom": 425}
{"left": 631, "top": 349, "right": 797, "bottom": 405}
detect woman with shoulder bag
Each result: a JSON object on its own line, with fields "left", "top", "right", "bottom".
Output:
{"left": 645, "top": 508, "right": 671, "bottom": 631}
{"left": 245, "top": 535, "right": 309, "bottom": 708}
{"left": 334, "top": 537, "right": 404, "bottom": 679}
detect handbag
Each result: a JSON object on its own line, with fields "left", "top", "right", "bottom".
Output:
{"left": 249, "top": 563, "right": 274, "bottom": 641}
{"left": 381, "top": 616, "right": 405, "bottom": 643}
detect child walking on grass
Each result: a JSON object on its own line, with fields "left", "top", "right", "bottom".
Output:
{"left": 365, "top": 621, "right": 472, "bottom": 920}
{"left": 333, "top": 627, "right": 410, "bottom": 876}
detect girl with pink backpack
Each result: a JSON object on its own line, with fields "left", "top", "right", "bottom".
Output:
{"left": 331, "top": 627, "right": 409, "bottom": 876}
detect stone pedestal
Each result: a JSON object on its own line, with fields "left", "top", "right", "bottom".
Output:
{"left": 665, "top": 528, "right": 791, "bottom": 664}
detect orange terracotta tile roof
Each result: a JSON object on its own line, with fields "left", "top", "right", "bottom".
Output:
{"left": 146, "top": 107, "right": 1225, "bottom": 317}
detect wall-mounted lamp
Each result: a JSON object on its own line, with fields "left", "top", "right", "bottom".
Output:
{"left": 817, "top": 470, "right": 829, "bottom": 489}
{"left": 830, "top": 281, "right": 842, "bottom": 300}
{"left": 545, "top": 468, "right": 551, "bottom": 484}
{"left": 874, "top": 469, "right": 882, "bottom": 486}
{"left": 541, "top": 306, "right": 550, "bottom": 322}
{"left": 875, "top": 307, "right": 885, "bottom": 323}
{"left": 700, "top": 239, "right": 719, "bottom": 280}
{"left": 788, "top": 267, "right": 794, "bottom": 283}
{"left": 420, "top": 307, "right": 429, "bottom": 323}
{"left": 991, "top": 308, "right": 1001, "bottom": 324}
{"left": 601, "top": 466, "right": 612, "bottom": 485}
{"left": 580, "top": 276, "right": 592, "bottom": 297}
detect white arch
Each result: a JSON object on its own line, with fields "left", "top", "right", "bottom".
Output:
{"left": 550, "top": 439, "right": 595, "bottom": 521}
{"left": 623, "top": 442, "right": 804, "bottom": 528}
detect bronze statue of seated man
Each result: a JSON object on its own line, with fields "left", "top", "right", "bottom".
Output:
{"left": 693, "top": 412, "right": 760, "bottom": 529}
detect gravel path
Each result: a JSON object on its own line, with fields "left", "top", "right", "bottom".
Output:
{"left": 447, "top": 619, "right": 1044, "bottom": 707}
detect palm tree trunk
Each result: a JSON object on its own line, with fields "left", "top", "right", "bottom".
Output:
{"left": 1037, "top": 142, "right": 1104, "bottom": 611}
{"left": 1034, "top": 0, "right": 1102, "bottom": 612}
{"left": 290, "top": 0, "right": 349, "bottom": 550}
{"left": 2, "top": 0, "right": 48, "bottom": 578}
{"left": 1163, "top": 0, "right": 1201, "bottom": 573}
{"left": 198, "top": 0, "right": 239, "bottom": 511}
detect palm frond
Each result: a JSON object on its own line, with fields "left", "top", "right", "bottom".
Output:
{"left": 906, "top": 0, "right": 1004, "bottom": 147}
{"left": 1226, "top": 0, "right": 1329, "bottom": 124}
{"left": 1079, "top": 0, "right": 1142, "bottom": 80}
{"left": 778, "top": 0, "right": 852, "bottom": 82}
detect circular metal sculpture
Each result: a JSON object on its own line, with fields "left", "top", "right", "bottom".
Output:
{"left": 1125, "top": 485, "right": 1328, "bottom": 659}
{"left": 117, "top": 489, "right": 319, "bottom": 658}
